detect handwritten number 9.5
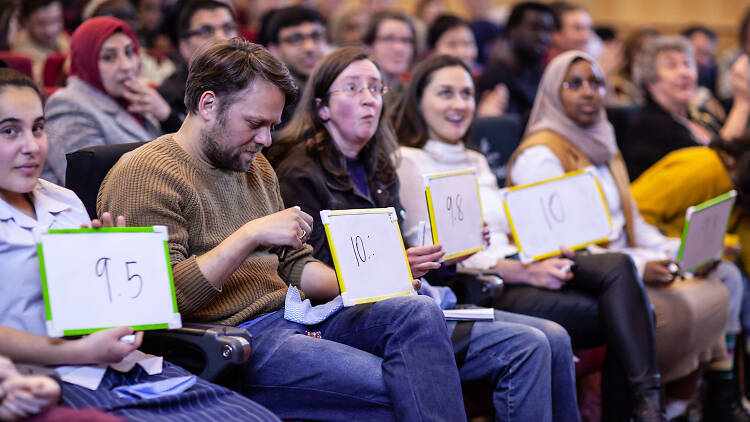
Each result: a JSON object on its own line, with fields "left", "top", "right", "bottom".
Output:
{"left": 95, "top": 258, "right": 144, "bottom": 303}
{"left": 350, "top": 235, "right": 367, "bottom": 267}
{"left": 446, "top": 194, "right": 464, "bottom": 225}
{"left": 95, "top": 257, "right": 113, "bottom": 302}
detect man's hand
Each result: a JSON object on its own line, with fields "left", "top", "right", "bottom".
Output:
{"left": 75, "top": 327, "right": 143, "bottom": 365}
{"left": 0, "top": 374, "right": 60, "bottom": 421}
{"left": 643, "top": 260, "right": 677, "bottom": 286}
{"left": 244, "top": 207, "right": 313, "bottom": 251}
{"left": 81, "top": 212, "right": 126, "bottom": 229}
{"left": 122, "top": 79, "right": 172, "bottom": 122}
{"left": 526, "top": 258, "right": 575, "bottom": 290}
{"left": 406, "top": 245, "right": 444, "bottom": 278}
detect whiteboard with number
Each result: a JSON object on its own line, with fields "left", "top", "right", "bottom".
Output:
{"left": 36, "top": 226, "right": 181, "bottom": 337}
{"left": 321, "top": 208, "right": 415, "bottom": 306}
{"left": 501, "top": 168, "right": 613, "bottom": 263}
{"left": 677, "top": 190, "right": 736, "bottom": 272}
{"left": 423, "top": 168, "right": 485, "bottom": 260}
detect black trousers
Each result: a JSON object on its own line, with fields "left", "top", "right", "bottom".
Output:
{"left": 494, "top": 252, "right": 659, "bottom": 421}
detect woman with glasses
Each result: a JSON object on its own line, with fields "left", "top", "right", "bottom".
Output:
{"left": 42, "top": 16, "right": 173, "bottom": 185}
{"left": 273, "top": 46, "right": 580, "bottom": 422}
{"left": 392, "top": 54, "right": 665, "bottom": 422}
{"left": 623, "top": 36, "right": 750, "bottom": 180}
{"left": 507, "top": 50, "right": 744, "bottom": 420}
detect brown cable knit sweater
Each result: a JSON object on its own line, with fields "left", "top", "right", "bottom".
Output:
{"left": 97, "top": 135, "right": 317, "bottom": 325}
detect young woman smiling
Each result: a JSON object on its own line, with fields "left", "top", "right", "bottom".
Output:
{"left": 392, "top": 54, "right": 665, "bottom": 422}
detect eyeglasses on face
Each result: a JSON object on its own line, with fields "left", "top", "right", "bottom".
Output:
{"left": 328, "top": 83, "right": 389, "bottom": 98}
{"left": 184, "top": 22, "right": 239, "bottom": 39}
{"left": 280, "top": 31, "right": 326, "bottom": 45}
{"left": 561, "top": 77, "right": 606, "bottom": 91}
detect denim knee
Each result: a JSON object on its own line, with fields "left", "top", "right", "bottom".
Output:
{"left": 394, "top": 294, "right": 447, "bottom": 328}
{"left": 537, "top": 319, "right": 572, "bottom": 357}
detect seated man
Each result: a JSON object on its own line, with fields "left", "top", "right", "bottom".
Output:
{"left": 98, "top": 38, "right": 469, "bottom": 421}
{"left": 263, "top": 5, "right": 329, "bottom": 125}
{"left": 158, "top": 0, "right": 238, "bottom": 130}
{"left": 264, "top": 5, "right": 328, "bottom": 93}
{"left": 476, "top": 2, "right": 555, "bottom": 116}
{"left": 0, "top": 66, "right": 278, "bottom": 421}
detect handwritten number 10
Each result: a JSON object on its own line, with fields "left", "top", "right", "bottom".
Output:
{"left": 540, "top": 193, "right": 565, "bottom": 230}
{"left": 350, "top": 236, "right": 366, "bottom": 267}
{"left": 446, "top": 194, "right": 464, "bottom": 225}
{"left": 95, "top": 258, "right": 143, "bottom": 302}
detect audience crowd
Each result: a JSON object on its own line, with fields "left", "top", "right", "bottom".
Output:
{"left": 2, "top": 1, "right": 750, "bottom": 421}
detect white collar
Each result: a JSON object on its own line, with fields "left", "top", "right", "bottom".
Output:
{"left": 0, "top": 181, "right": 71, "bottom": 228}
{"left": 423, "top": 139, "right": 469, "bottom": 163}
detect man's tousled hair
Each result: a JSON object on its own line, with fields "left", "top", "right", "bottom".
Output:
{"left": 184, "top": 37, "right": 298, "bottom": 115}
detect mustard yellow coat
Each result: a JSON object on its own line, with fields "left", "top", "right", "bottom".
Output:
{"left": 631, "top": 146, "right": 749, "bottom": 273}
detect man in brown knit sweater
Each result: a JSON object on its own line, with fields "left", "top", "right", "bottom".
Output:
{"left": 97, "top": 39, "right": 467, "bottom": 421}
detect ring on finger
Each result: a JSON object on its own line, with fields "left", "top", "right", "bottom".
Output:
{"left": 297, "top": 229, "right": 306, "bottom": 240}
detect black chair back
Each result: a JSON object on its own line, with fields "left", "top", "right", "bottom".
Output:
{"left": 65, "top": 142, "right": 147, "bottom": 219}
{"left": 467, "top": 115, "right": 523, "bottom": 187}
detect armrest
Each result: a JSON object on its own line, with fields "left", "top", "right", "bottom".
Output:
{"left": 451, "top": 268, "right": 504, "bottom": 307}
{"left": 140, "top": 323, "right": 251, "bottom": 382}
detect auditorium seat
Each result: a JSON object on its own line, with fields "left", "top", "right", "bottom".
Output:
{"left": 0, "top": 51, "right": 33, "bottom": 78}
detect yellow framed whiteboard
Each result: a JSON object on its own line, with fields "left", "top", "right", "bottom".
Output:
{"left": 501, "top": 167, "right": 613, "bottom": 263}
{"left": 423, "top": 168, "right": 485, "bottom": 261}
{"left": 321, "top": 208, "right": 416, "bottom": 306}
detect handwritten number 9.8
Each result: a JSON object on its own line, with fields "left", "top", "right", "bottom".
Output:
{"left": 95, "top": 257, "right": 144, "bottom": 303}
{"left": 446, "top": 194, "right": 464, "bottom": 225}
{"left": 350, "top": 236, "right": 367, "bottom": 267}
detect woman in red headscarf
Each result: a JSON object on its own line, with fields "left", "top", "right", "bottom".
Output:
{"left": 42, "top": 16, "right": 175, "bottom": 185}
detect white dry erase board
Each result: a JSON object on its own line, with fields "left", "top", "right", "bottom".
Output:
{"left": 423, "top": 168, "right": 485, "bottom": 261}
{"left": 676, "top": 190, "right": 736, "bottom": 272}
{"left": 501, "top": 168, "right": 613, "bottom": 263}
{"left": 36, "top": 226, "right": 181, "bottom": 337}
{"left": 321, "top": 208, "right": 415, "bottom": 306}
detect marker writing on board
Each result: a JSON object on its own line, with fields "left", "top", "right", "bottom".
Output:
{"left": 119, "top": 334, "right": 136, "bottom": 344}
{"left": 416, "top": 221, "right": 426, "bottom": 247}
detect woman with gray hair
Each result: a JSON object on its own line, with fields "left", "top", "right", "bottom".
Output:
{"left": 622, "top": 35, "right": 750, "bottom": 180}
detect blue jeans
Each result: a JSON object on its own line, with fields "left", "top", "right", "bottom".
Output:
{"left": 240, "top": 295, "right": 466, "bottom": 422}
{"left": 447, "top": 310, "right": 579, "bottom": 422}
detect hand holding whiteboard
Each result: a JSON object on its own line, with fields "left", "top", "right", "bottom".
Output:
{"left": 321, "top": 208, "right": 415, "bottom": 306}
{"left": 501, "top": 168, "right": 613, "bottom": 263}
{"left": 37, "top": 226, "right": 181, "bottom": 337}
{"left": 677, "top": 190, "right": 736, "bottom": 272}
{"left": 424, "top": 168, "right": 485, "bottom": 260}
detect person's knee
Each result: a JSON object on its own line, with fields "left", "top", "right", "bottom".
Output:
{"left": 516, "top": 326, "right": 552, "bottom": 364}
{"left": 538, "top": 319, "right": 572, "bottom": 356}
{"left": 717, "top": 261, "right": 743, "bottom": 296}
{"left": 397, "top": 294, "right": 445, "bottom": 324}
{"left": 603, "top": 253, "right": 639, "bottom": 285}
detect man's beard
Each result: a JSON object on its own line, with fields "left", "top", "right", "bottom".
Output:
{"left": 200, "top": 116, "right": 258, "bottom": 172}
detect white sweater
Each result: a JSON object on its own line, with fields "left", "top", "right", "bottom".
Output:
{"left": 396, "top": 140, "right": 518, "bottom": 270}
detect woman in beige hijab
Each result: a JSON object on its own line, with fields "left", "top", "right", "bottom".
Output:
{"left": 508, "top": 50, "right": 747, "bottom": 420}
